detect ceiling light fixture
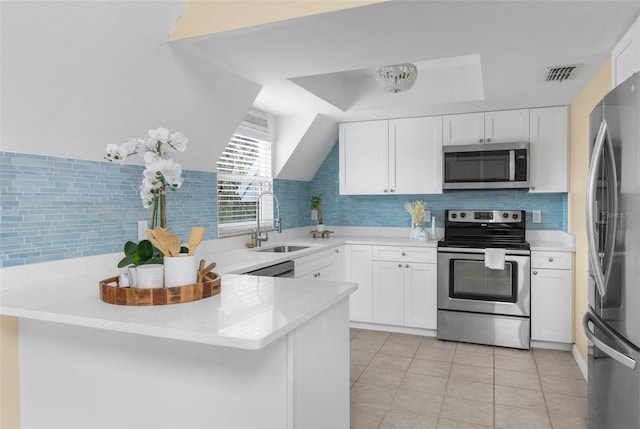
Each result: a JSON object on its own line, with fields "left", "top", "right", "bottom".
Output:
{"left": 375, "top": 63, "right": 418, "bottom": 93}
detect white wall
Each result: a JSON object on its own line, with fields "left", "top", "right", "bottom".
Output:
{"left": 0, "top": 0, "right": 262, "bottom": 172}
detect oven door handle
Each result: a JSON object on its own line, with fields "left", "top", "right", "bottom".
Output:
{"left": 438, "top": 247, "right": 530, "bottom": 256}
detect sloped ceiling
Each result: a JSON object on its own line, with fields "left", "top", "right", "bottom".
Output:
{"left": 170, "top": 1, "right": 640, "bottom": 180}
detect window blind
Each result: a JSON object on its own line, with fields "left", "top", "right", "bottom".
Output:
{"left": 216, "top": 134, "right": 273, "bottom": 236}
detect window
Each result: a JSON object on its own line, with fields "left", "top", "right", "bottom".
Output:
{"left": 217, "top": 134, "right": 273, "bottom": 236}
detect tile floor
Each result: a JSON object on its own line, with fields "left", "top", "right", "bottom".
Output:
{"left": 350, "top": 328, "right": 588, "bottom": 429}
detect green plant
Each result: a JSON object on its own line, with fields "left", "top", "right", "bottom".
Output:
{"left": 117, "top": 240, "right": 164, "bottom": 268}
{"left": 310, "top": 194, "right": 323, "bottom": 224}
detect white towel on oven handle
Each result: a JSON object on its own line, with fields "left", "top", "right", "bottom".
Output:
{"left": 485, "top": 248, "right": 506, "bottom": 270}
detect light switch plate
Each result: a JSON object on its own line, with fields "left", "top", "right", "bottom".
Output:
{"left": 424, "top": 211, "right": 432, "bottom": 222}
{"left": 532, "top": 210, "right": 542, "bottom": 223}
{"left": 138, "top": 220, "right": 148, "bottom": 240}
{"left": 311, "top": 209, "right": 318, "bottom": 221}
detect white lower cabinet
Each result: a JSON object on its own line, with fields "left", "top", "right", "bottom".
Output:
{"left": 344, "top": 245, "right": 373, "bottom": 323}
{"left": 531, "top": 251, "right": 573, "bottom": 344}
{"left": 371, "top": 246, "right": 438, "bottom": 329}
{"left": 403, "top": 263, "right": 438, "bottom": 329}
{"left": 372, "top": 261, "right": 405, "bottom": 325}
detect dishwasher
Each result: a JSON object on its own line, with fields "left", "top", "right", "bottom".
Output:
{"left": 244, "top": 260, "right": 295, "bottom": 278}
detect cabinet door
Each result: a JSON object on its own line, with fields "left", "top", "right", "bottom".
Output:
{"left": 484, "top": 109, "right": 529, "bottom": 144}
{"left": 339, "top": 121, "right": 389, "bottom": 195}
{"left": 332, "top": 246, "right": 345, "bottom": 282}
{"left": 372, "top": 261, "right": 404, "bottom": 325}
{"left": 529, "top": 106, "right": 569, "bottom": 193}
{"left": 404, "top": 263, "right": 437, "bottom": 329}
{"left": 612, "top": 15, "right": 640, "bottom": 87}
{"left": 344, "top": 245, "right": 373, "bottom": 323}
{"left": 443, "top": 112, "right": 484, "bottom": 145}
{"left": 389, "top": 116, "right": 443, "bottom": 194}
{"left": 531, "top": 268, "right": 573, "bottom": 343}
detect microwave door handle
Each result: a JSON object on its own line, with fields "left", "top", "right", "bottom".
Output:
{"left": 602, "top": 130, "right": 618, "bottom": 288}
{"left": 586, "top": 119, "right": 608, "bottom": 298}
{"left": 583, "top": 310, "right": 636, "bottom": 370}
{"left": 509, "top": 150, "right": 515, "bottom": 181}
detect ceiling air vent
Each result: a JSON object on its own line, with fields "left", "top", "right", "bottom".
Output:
{"left": 545, "top": 64, "right": 583, "bottom": 82}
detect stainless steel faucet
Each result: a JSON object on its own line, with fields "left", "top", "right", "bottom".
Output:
{"left": 255, "top": 191, "right": 281, "bottom": 247}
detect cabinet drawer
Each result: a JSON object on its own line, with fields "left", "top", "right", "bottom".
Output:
{"left": 531, "top": 251, "right": 572, "bottom": 270}
{"left": 295, "top": 248, "right": 339, "bottom": 278}
{"left": 372, "top": 246, "right": 436, "bottom": 263}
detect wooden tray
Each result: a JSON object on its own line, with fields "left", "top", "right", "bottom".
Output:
{"left": 99, "top": 272, "right": 221, "bottom": 306}
{"left": 310, "top": 230, "right": 334, "bottom": 238}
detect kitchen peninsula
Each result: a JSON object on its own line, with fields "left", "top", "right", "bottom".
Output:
{"left": 1, "top": 261, "right": 356, "bottom": 428}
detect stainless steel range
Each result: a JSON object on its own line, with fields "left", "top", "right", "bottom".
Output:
{"left": 437, "top": 209, "right": 531, "bottom": 349}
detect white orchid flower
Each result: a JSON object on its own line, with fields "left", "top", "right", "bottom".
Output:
{"left": 139, "top": 188, "right": 155, "bottom": 208}
{"left": 148, "top": 127, "right": 169, "bottom": 143}
{"left": 143, "top": 150, "right": 159, "bottom": 164}
{"left": 104, "top": 127, "right": 188, "bottom": 221}
{"left": 169, "top": 131, "right": 188, "bottom": 152}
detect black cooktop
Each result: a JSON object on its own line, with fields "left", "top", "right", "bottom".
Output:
{"left": 439, "top": 209, "right": 529, "bottom": 250}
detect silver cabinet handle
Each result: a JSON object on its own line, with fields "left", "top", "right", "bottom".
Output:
{"left": 398, "top": 264, "right": 402, "bottom": 268}
{"left": 532, "top": 270, "right": 538, "bottom": 275}
{"left": 548, "top": 258, "right": 554, "bottom": 262}
{"left": 405, "top": 264, "right": 409, "bottom": 268}
{"left": 583, "top": 310, "right": 636, "bottom": 370}
{"left": 383, "top": 189, "right": 389, "bottom": 193}
{"left": 486, "top": 138, "right": 491, "bottom": 143}
{"left": 390, "top": 189, "right": 396, "bottom": 193}
{"left": 479, "top": 138, "right": 484, "bottom": 143}
{"left": 402, "top": 252, "right": 406, "bottom": 256}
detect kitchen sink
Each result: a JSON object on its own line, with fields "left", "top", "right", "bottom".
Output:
{"left": 256, "top": 245, "right": 309, "bottom": 253}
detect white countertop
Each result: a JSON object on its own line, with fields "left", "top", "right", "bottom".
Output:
{"left": 0, "top": 227, "right": 573, "bottom": 351}
{"left": 1, "top": 273, "right": 356, "bottom": 350}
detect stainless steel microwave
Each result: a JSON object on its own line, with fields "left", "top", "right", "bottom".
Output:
{"left": 443, "top": 142, "right": 530, "bottom": 190}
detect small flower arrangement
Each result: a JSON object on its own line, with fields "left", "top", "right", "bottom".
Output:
{"left": 404, "top": 200, "right": 427, "bottom": 226}
{"left": 105, "top": 127, "right": 187, "bottom": 228}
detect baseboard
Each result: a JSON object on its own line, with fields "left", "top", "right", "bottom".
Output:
{"left": 572, "top": 344, "right": 588, "bottom": 382}
{"left": 350, "top": 322, "right": 437, "bottom": 338}
{"left": 530, "top": 340, "right": 572, "bottom": 351}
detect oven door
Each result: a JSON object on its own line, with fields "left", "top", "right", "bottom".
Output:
{"left": 437, "top": 248, "right": 531, "bottom": 317}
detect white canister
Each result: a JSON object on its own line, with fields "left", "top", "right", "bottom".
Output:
{"left": 130, "top": 264, "right": 164, "bottom": 289}
{"left": 164, "top": 255, "right": 197, "bottom": 287}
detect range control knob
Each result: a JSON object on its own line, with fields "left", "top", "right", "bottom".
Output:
{"left": 460, "top": 212, "right": 466, "bottom": 218}
{"left": 502, "top": 213, "right": 509, "bottom": 218}
{"left": 451, "top": 213, "right": 457, "bottom": 219}
{"left": 512, "top": 213, "right": 519, "bottom": 219}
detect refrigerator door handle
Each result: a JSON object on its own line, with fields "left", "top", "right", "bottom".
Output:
{"left": 603, "top": 127, "right": 618, "bottom": 289}
{"left": 586, "top": 119, "right": 609, "bottom": 298}
{"left": 583, "top": 310, "right": 637, "bottom": 370}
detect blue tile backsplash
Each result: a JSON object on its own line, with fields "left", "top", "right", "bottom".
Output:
{"left": 1, "top": 144, "right": 567, "bottom": 268}
{"left": 0, "top": 151, "right": 313, "bottom": 267}
{"left": 310, "top": 144, "right": 567, "bottom": 230}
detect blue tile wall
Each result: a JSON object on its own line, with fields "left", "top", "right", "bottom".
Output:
{"left": 310, "top": 144, "right": 568, "bottom": 231}
{"left": 273, "top": 179, "right": 311, "bottom": 229}
{"left": 0, "top": 151, "right": 313, "bottom": 268}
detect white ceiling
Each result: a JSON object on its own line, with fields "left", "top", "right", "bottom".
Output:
{"left": 174, "top": 0, "right": 640, "bottom": 122}
{"left": 170, "top": 0, "right": 640, "bottom": 180}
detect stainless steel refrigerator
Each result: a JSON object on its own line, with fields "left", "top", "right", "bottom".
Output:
{"left": 584, "top": 72, "right": 640, "bottom": 428}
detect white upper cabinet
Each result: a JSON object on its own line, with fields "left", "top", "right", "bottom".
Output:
{"left": 339, "top": 120, "right": 388, "bottom": 195}
{"left": 339, "top": 116, "right": 443, "bottom": 195}
{"left": 389, "top": 116, "right": 443, "bottom": 194}
{"left": 443, "top": 109, "right": 529, "bottom": 145}
{"left": 529, "top": 106, "right": 570, "bottom": 193}
{"left": 442, "top": 112, "right": 484, "bottom": 145}
{"left": 484, "top": 109, "right": 530, "bottom": 144}
{"left": 612, "top": 15, "right": 640, "bottom": 88}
